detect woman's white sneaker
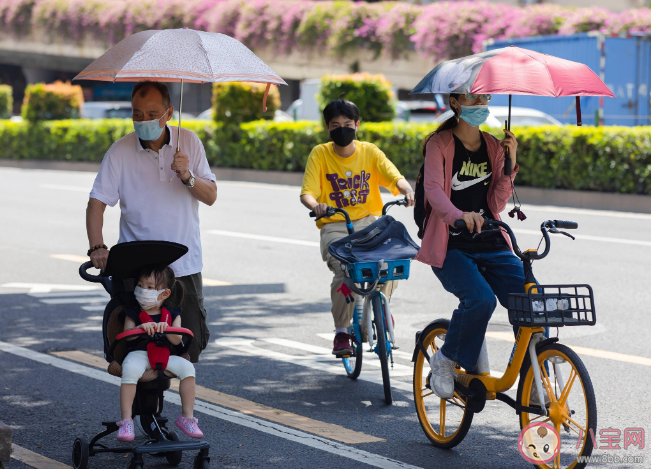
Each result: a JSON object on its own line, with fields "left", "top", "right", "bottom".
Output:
{"left": 429, "top": 349, "right": 456, "bottom": 399}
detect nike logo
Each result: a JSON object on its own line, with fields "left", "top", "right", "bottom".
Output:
{"left": 451, "top": 171, "right": 492, "bottom": 191}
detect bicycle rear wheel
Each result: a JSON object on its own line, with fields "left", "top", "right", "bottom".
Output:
{"left": 518, "top": 343, "right": 597, "bottom": 469}
{"left": 413, "top": 320, "right": 473, "bottom": 449}
{"left": 342, "top": 337, "right": 363, "bottom": 379}
{"left": 372, "top": 294, "right": 392, "bottom": 404}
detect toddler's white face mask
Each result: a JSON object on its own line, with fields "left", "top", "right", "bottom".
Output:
{"left": 134, "top": 286, "right": 166, "bottom": 310}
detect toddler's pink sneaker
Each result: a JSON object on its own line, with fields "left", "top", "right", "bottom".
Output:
{"left": 117, "top": 419, "right": 135, "bottom": 442}
{"left": 175, "top": 414, "right": 204, "bottom": 438}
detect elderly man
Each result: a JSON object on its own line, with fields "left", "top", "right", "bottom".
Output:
{"left": 87, "top": 81, "right": 217, "bottom": 363}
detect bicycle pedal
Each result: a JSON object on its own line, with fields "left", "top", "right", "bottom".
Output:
{"left": 341, "top": 355, "right": 351, "bottom": 358}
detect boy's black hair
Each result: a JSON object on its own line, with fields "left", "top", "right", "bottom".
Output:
{"left": 323, "top": 99, "right": 360, "bottom": 126}
{"left": 138, "top": 264, "right": 184, "bottom": 310}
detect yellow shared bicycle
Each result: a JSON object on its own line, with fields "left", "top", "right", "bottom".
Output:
{"left": 412, "top": 219, "right": 597, "bottom": 469}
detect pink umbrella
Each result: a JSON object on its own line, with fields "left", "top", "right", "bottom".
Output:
{"left": 74, "top": 28, "right": 287, "bottom": 153}
{"left": 412, "top": 46, "right": 615, "bottom": 126}
{"left": 411, "top": 46, "right": 615, "bottom": 175}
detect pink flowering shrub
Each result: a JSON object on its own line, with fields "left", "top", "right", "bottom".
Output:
{"left": 501, "top": 4, "right": 569, "bottom": 40}
{"left": 376, "top": 3, "right": 420, "bottom": 59}
{"left": 411, "top": 1, "right": 515, "bottom": 60}
{"left": 1, "top": 0, "right": 650, "bottom": 62}
{"left": 557, "top": 7, "right": 611, "bottom": 35}
{"left": 603, "top": 8, "right": 651, "bottom": 35}
{"left": 328, "top": 2, "right": 387, "bottom": 57}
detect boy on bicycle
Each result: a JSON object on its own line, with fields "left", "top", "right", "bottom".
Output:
{"left": 300, "top": 99, "right": 415, "bottom": 356}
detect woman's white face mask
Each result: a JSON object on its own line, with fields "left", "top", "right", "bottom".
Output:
{"left": 134, "top": 286, "right": 166, "bottom": 310}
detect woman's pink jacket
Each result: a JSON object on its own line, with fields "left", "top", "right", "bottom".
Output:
{"left": 414, "top": 129, "right": 519, "bottom": 268}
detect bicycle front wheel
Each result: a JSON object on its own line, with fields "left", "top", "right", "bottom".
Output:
{"left": 413, "top": 320, "right": 473, "bottom": 449}
{"left": 517, "top": 343, "right": 597, "bottom": 469}
{"left": 372, "top": 294, "right": 392, "bottom": 404}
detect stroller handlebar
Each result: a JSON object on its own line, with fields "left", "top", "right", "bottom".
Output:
{"left": 79, "top": 261, "right": 113, "bottom": 294}
{"left": 115, "top": 327, "right": 194, "bottom": 342}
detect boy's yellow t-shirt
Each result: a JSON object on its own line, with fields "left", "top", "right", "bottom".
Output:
{"left": 301, "top": 141, "right": 404, "bottom": 228}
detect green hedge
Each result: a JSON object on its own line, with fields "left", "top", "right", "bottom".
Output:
{"left": 0, "top": 119, "right": 649, "bottom": 195}
{"left": 0, "top": 85, "right": 12, "bottom": 118}
{"left": 317, "top": 73, "right": 395, "bottom": 123}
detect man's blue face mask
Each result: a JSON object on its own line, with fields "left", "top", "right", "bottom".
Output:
{"left": 133, "top": 110, "right": 168, "bottom": 141}
{"left": 459, "top": 105, "right": 490, "bottom": 127}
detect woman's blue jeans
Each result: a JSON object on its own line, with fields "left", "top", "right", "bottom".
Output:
{"left": 432, "top": 249, "right": 526, "bottom": 372}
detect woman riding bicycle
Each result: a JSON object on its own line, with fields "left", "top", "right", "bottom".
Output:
{"left": 414, "top": 93, "right": 522, "bottom": 399}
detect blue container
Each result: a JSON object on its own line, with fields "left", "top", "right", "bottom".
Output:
{"left": 485, "top": 33, "right": 651, "bottom": 126}
{"left": 346, "top": 259, "right": 411, "bottom": 284}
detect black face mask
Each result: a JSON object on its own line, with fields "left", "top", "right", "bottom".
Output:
{"left": 330, "top": 126, "right": 356, "bottom": 147}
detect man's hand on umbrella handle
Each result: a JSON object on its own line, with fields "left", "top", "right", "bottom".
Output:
{"left": 170, "top": 150, "right": 190, "bottom": 183}
{"left": 501, "top": 129, "right": 518, "bottom": 170}
{"left": 90, "top": 248, "right": 109, "bottom": 270}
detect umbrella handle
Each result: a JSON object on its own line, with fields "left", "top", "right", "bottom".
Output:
{"left": 503, "top": 119, "right": 512, "bottom": 176}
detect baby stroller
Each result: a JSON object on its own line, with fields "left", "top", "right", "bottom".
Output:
{"left": 74, "top": 241, "right": 211, "bottom": 469}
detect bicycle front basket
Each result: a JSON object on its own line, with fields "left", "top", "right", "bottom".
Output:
{"left": 507, "top": 285, "right": 596, "bottom": 327}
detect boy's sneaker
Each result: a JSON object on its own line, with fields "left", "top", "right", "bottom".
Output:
{"left": 175, "top": 415, "right": 204, "bottom": 439}
{"left": 429, "top": 349, "right": 456, "bottom": 399}
{"left": 332, "top": 333, "right": 354, "bottom": 356}
{"left": 117, "top": 419, "right": 135, "bottom": 442}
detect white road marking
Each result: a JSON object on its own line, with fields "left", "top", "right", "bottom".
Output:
{"left": 262, "top": 337, "right": 413, "bottom": 372}
{"left": 511, "top": 229, "right": 651, "bottom": 247}
{"left": 0, "top": 341, "right": 422, "bottom": 469}
{"left": 206, "top": 230, "right": 319, "bottom": 247}
{"left": 40, "top": 183, "right": 90, "bottom": 192}
{"left": 1, "top": 283, "right": 101, "bottom": 293}
{"left": 503, "top": 204, "right": 651, "bottom": 220}
{"left": 81, "top": 305, "right": 107, "bottom": 311}
{"left": 50, "top": 253, "right": 89, "bottom": 263}
{"left": 316, "top": 333, "right": 414, "bottom": 360}
{"left": 215, "top": 337, "right": 413, "bottom": 391}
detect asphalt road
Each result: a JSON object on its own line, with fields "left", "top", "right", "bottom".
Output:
{"left": 1, "top": 166, "right": 650, "bottom": 469}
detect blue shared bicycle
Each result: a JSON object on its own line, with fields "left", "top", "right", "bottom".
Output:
{"left": 310, "top": 199, "right": 417, "bottom": 404}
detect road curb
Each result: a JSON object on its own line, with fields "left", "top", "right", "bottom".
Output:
{"left": 2, "top": 159, "right": 650, "bottom": 214}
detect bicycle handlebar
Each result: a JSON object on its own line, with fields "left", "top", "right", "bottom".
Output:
{"left": 382, "top": 198, "right": 409, "bottom": 216}
{"left": 453, "top": 218, "right": 578, "bottom": 261}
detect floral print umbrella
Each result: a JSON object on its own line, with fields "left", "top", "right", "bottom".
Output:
{"left": 74, "top": 28, "right": 286, "bottom": 153}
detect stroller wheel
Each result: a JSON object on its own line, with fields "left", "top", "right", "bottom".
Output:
{"left": 164, "top": 430, "right": 183, "bottom": 466}
{"left": 71, "top": 437, "right": 89, "bottom": 469}
{"left": 193, "top": 453, "right": 210, "bottom": 469}
{"left": 127, "top": 458, "right": 144, "bottom": 469}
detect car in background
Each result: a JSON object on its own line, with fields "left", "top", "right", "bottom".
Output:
{"left": 394, "top": 100, "right": 447, "bottom": 123}
{"left": 81, "top": 101, "right": 195, "bottom": 120}
{"left": 195, "top": 108, "right": 293, "bottom": 122}
{"left": 432, "top": 106, "right": 562, "bottom": 128}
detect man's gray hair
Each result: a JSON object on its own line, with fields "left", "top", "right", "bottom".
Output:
{"left": 131, "top": 81, "right": 171, "bottom": 109}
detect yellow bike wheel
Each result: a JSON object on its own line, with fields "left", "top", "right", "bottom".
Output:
{"left": 413, "top": 320, "right": 473, "bottom": 449}
{"left": 518, "top": 343, "right": 597, "bottom": 469}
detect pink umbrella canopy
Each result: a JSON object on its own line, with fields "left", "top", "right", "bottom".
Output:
{"left": 411, "top": 46, "right": 614, "bottom": 98}
{"left": 411, "top": 46, "right": 615, "bottom": 126}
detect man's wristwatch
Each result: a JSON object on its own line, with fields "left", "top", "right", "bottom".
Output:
{"left": 182, "top": 170, "right": 196, "bottom": 188}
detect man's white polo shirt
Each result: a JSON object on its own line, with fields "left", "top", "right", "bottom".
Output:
{"left": 90, "top": 125, "right": 216, "bottom": 277}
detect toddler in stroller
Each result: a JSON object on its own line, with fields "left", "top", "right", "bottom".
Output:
{"left": 74, "top": 240, "right": 210, "bottom": 469}
{"left": 118, "top": 264, "right": 203, "bottom": 441}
